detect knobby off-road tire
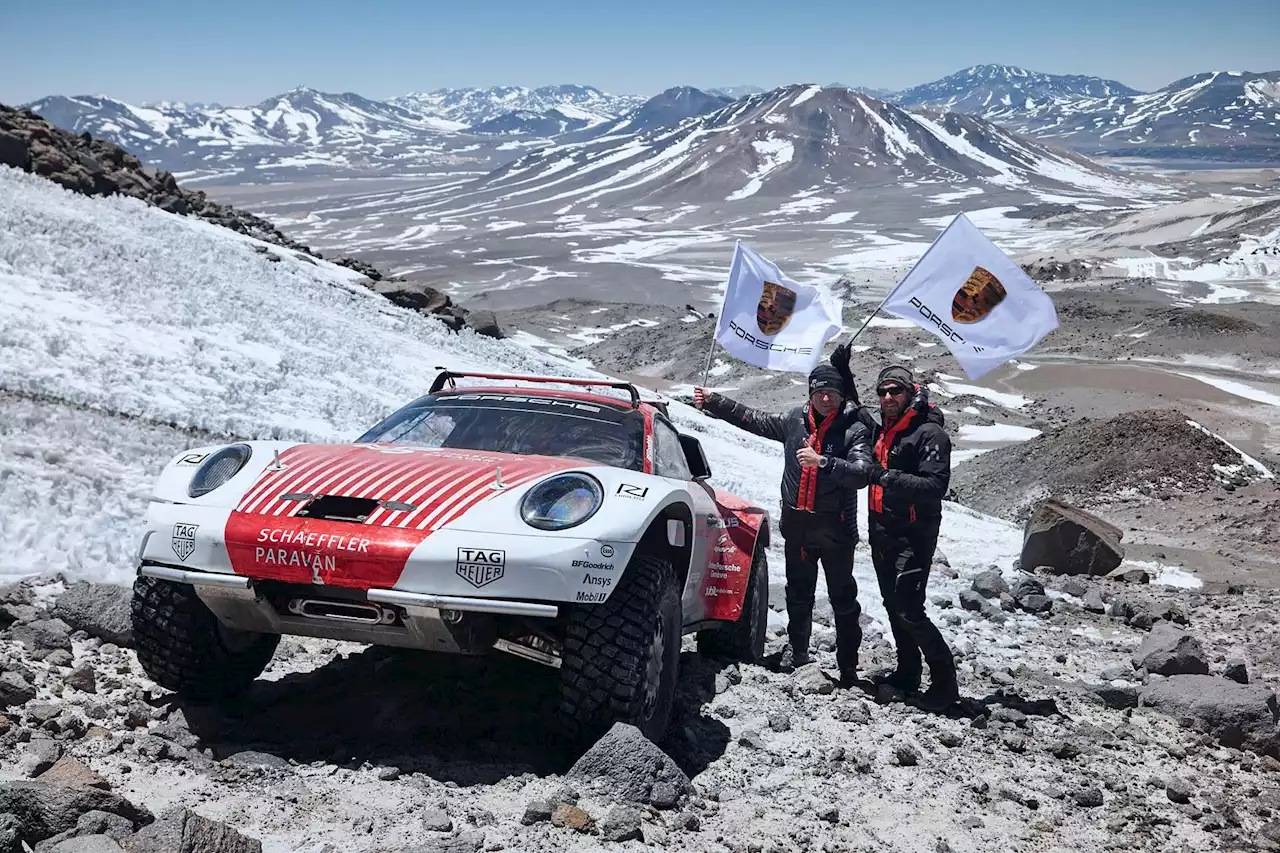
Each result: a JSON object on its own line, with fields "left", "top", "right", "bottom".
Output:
{"left": 559, "top": 553, "right": 682, "bottom": 745}
{"left": 696, "top": 544, "right": 768, "bottom": 663}
{"left": 131, "top": 576, "right": 279, "bottom": 701}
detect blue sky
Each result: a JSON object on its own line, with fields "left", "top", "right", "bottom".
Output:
{"left": 1, "top": 0, "right": 1276, "bottom": 105}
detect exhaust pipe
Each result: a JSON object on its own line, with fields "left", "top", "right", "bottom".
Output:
{"left": 287, "top": 598, "right": 397, "bottom": 625}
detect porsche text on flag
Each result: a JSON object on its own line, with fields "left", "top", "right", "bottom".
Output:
{"left": 713, "top": 241, "right": 843, "bottom": 372}
{"left": 881, "top": 213, "right": 1059, "bottom": 379}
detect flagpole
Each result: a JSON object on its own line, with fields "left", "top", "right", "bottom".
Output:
{"left": 838, "top": 213, "right": 963, "bottom": 345}
{"left": 700, "top": 239, "right": 741, "bottom": 389}
{"left": 699, "top": 332, "right": 718, "bottom": 388}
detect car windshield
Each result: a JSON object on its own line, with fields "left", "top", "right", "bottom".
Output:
{"left": 356, "top": 392, "right": 646, "bottom": 470}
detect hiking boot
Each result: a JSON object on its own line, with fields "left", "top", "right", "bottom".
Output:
{"left": 913, "top": 680, "right": 960, "bottom": 713}
{"left": 778, "top": 643, "right": 810, "bottom": 672}
{"left": 871, "top": 668, "right": 921, "bottom": 694}
{"left": 838, "top": 669, "right": 863, "bottom": 689}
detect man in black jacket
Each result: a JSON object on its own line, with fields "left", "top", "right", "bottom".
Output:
{"left": 694, "top": 364, "right": 875, "bottom": 684}
{"left": 858, "top": 360, "right": 959, "bottom": 712}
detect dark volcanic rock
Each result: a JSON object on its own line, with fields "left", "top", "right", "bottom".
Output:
{"left": 566, "top": 723, "right": 692, "bottom": 809}
{"left": 120, "top": 807, "right": 260, "bottom": 853}
{"left": 1132, "top": 623, "right": 1210, "bottom": 675}
{"left": 971, "top": 569, "right": 1009, "bottom": 599}
{"left": 0, "top": 782, "right": 151, "bottom": 843}
{"left": 1140, "top": 675, "right": 1279, "bottom": 757}
{"left": 52, "top": 583, "right": 132, "bottom": 648}
{"left": 1020, "top": 499, "right": 1124, "bottom": 577}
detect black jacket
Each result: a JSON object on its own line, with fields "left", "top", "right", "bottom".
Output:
{"left": 702, "top": 391, "right": 875, "bottom": 541}
{"left": 868, "top": 390, "right": 951, "bottom": 527}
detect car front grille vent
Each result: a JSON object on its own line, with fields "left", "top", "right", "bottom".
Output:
{"left": 295, "top": 495, "right": 382, "bottom": 523}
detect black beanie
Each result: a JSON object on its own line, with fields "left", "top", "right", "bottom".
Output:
{"left": 808, "top": 364, "right": 844, "bottom": 395}
{"left": 876, "top": 365, "right": 914, "bottom": 390}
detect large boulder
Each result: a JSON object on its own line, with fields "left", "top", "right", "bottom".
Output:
{"left": 1132, "top": 623, "right": 1209, "bottom": 675}
{"left": 566, "top": 723, "right": 692, "bottom": 810}
{"left": 0, "top": 782, "right": 151, "bottom": 843}
{"left": 1139, "top": 675, "right": 1279, "bottom": 757}
{"left": 1020, "top": 498, "right": 1123, "bottom": 576}
{"left": 370, "top": 280, "right": 452, "bottom": 315}
{"left": 121, "top": 807, "right": 261, "bottom": 853}
{"left": 52, "top": 583, "right": 133, "bottom": 647}
{"left": 463, "top": 309, "right": 504, "bottom": 339}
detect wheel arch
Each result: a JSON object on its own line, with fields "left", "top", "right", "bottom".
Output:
{"left": 633, "top": 498, "right": 695, "bottom": 593}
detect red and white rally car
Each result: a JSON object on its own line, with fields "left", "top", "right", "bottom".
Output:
{"left": 131, "top": 370, "right": 771, "bottom": 742}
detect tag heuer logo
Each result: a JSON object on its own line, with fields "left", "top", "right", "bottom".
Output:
{"left": 172, "top": 523, "right": 198, "bottom": 561}
{"left": 456, "top": 548, "right": 505, "bottom": 588}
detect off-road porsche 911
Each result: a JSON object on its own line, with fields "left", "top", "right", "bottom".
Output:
{"left": 130, "top": 370, "right": 771, "bottom": 742}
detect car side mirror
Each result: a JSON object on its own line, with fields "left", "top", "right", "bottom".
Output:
{"left": 678, "top": 434, "right": 711, "bottom": 481}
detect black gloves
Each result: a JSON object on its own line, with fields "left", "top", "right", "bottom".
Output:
{"left": 867, "top": 462, "right": 885, "bottom": 485}
{"left": 829, "top": 342, "right": 859, "bottom": 404}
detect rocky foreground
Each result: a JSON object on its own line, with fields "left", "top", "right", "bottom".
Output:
{"left": 2, "top": 554, "right": 1279, "bottom": 853}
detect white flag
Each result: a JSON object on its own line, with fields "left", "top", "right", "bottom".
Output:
{"left": 713, "top": 241, "right": 842, "bottom": 373}
{"left": 881, "top": 213, "right": 1058, "bottom": 379}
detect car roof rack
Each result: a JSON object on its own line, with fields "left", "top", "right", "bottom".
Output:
{"left": 430, "top": 369, "right": 642, "bottom": 409}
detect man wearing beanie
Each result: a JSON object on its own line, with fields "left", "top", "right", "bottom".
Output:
{"left": 693, "top": 363, "right": 876, "bottom": 684}
{"left": 843, "top": 353, "right": 959, "bottom": 713}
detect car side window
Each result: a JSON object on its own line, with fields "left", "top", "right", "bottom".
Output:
{"left": 653, "top": 419, "right": 692, "bottom": 481}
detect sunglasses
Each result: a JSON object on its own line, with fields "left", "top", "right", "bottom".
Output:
{"left": 876, "top": 385, "right": 908, "bottom": 397}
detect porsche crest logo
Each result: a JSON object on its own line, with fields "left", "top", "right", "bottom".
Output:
{"left": 951, "top": 266, "right": 1007, "bottom": 324}
{"left": 756, "top": 281, "right": 797, "bottom": 335}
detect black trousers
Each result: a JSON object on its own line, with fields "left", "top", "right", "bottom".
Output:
{"left": 783, "top": 524, "right": 862, "bottom": 674}
{"left": 868, "top": 514, "right": 955, "bottom": 686}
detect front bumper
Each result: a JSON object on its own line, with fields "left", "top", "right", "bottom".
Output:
{"left": 138, "top": 499, "right": 632, "bottom": 604}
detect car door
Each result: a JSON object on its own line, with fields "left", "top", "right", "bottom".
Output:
{"left": 650, "top": 417, "right": 719, "bottom": 621}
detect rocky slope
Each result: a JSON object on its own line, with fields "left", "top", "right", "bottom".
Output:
{"left": 0, "top": 105, "right": 504, "bottom": 338}
{"left": 2, "top": 547, "right": 1278, "bottom": 852}
{"left": 948, "top": 409, "right": 1271, "bottom": 522}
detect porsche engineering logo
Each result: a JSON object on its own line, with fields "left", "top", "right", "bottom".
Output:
{"left": 172, "top": 523, "right": 198, "bottom": 561}
{"left": 756, "top": 281, "right": 797, "bottom": 336}
{"left": 951, "top": 266, "right": 1007, "bottom": 324}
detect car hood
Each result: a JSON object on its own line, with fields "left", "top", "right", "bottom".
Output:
{"left": 233, "top": 443, "right": 591, "bottom": 529}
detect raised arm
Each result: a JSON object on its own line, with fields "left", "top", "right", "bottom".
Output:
{"left": 698, "top": 389, "right": 788, "bottom": 444}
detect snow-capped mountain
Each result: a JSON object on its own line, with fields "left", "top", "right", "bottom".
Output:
{"left": 707, "top": 85, "right": 766, "bottom": 99}
{"left": 21, "top": 87, "right": 470, "bottom": 178}
{"left": 576, "top": 87, "right": 736, "bottom": 138}
{"left": 389, "top": 85, "right": 643, "bottom": 129}
{"left": 468, "top": 108, "right": 595, "bottom": 136}
{"left": 21, "top": 84, "right": 648, "bottom": 177}
{"left": 440, "top": 85, "right": 1152, "bottom": 212}
{"left": 978, "top": 70, "right": 1280, "bottom": 157}
{"left": 893, "top": 64, "right": 1142, "bottom": 113}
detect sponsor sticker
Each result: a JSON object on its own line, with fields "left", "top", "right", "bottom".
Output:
{"left": 176, "top": 453, "right": 207, "bottom": 467}
{"left": 457, "top": 547, "right": 505, "bottom": 588}
{"left": 599, "top": 543, "right": 615, "bottom": 558}
{"left": 615, "top": 484, "right": 649, "bottom": 500}
{"left": 576, "top": 590, "right": 608, "bottom": 603}
{"left": 571, "top": 559, "right": 615, "bottom": 571}
{"left": 172, "top": 523, "right": 198, "bottom": 561}
{"left": 581, "top": 573, "right": 613, "bottom": 589}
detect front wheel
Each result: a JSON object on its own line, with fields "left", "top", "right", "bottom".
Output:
{"left": 558, "top": 553, "right": 682, "bottom": 744}
{"left": 131, "top": 576, "right": 279, "bottom": 700}
{"left": 696, "top": 544, "right": 768, "bottom": 662}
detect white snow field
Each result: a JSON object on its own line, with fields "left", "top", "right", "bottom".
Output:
{"left": 4, "top": 163, "right": 1166, "bottom": 640}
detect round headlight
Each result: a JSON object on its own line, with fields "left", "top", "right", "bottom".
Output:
{"left": 520, "top": 473, "right": 603, "bottom": 531}
{"left": 188, "top": 444, "right": 253, "bottom": 498}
